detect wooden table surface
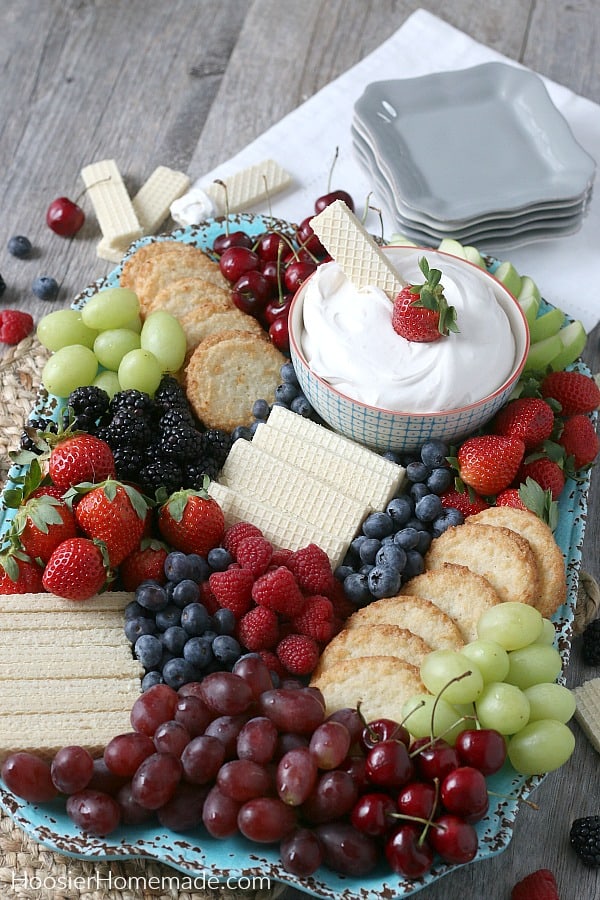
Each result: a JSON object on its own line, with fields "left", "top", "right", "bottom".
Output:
{"left": 1, "top": 2, "right": 599, "bottom": 898}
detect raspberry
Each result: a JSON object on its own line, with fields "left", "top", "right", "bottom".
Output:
{"left": 511, "top": 868, "right": 559, "bottom": 899}
{"left": 288, "top": 543, "right": 335, "bottom": 596}
{"left": 200, "top": 580, "right": 220, "bottom": 615}
{"left": 582, "top": 618, "right": 600, "bottom": 665}
{"left": 328, "top": 578, "right": 356, "bottom": 623}
{"left": 223, "top": 521, "right": 263, "bottom": 556}
{"left": 292, "top": 595, "right": 336, "bottom": 643}
{"left": 0, "top": 309, "right": 34, "bottom": 345}
{"left": 270, "top": 547, "right": 294, "bottom": 567}
{"left": 208, "top": 567, "right": 254, "bottom": 619}
{"left": 235, "top": 535, "right": 273, "bottom": 576}
{"left": 276, "top": 633, "right": 320, "bottom": 676}
{"left": 257, "top": 649, "right": 286, "bottom": 679}
{"left": 251, "top": 566, "right": 306, "bottom": 617}
{"left": 238, "top": 605, "right": 280, "bottom": 651}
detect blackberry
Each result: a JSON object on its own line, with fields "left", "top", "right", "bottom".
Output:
{"left": 159, "top": 423, "right": 205, "bottom": 463}
{"left": 67, "top": 386, "right": 110, "bottom": 428}
{"left": 582, "top": 618, "right": 600, "bottom": 665}
{"left": 570, "top": 816, "right": 600, "bottom": 867}
{"left": 106, "top": 409, "right": 153, "bottom": 449}
{"left": 109, "top": 389, "right": 157, "bottom": 421}
{"left": 112, "top": 445, "right": 147, "bottom": 482}
{"left": 140, "top": 458, "right": 183, "bottom": 496}
{"left": 20, "top": 415, "right": 56, "bottom": 453}
{"left": 183, "top": 457, "right": 220, "bottom": 488}
{"left": 203, "top": 429, "right": 232, "bottom": 468}
{"left": 154, "top": 375, "right": 189, "bottom": 412}
{"left": 159, "top": 407, "right": 195, "bottom": 431}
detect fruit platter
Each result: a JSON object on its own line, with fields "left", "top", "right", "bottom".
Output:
{"left": 0, "top": 201, "right": 598, "bottom": 900}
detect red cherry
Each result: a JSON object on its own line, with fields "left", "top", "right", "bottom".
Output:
{"left": 213, "top": 231, "right": 253, "bottom": 255}
{"left": 264, "top": 296, "right": 292, "bottom": 325}
{"left": 365, "top": 740, "right": 414, "bottom": 789}
{"left": 440, "top": 766, "right": 489, "bottom": 823}
{"left": 219, "top": 246, "right": 259, "bottom": 283}
{"left": 397, "top": 781, "right": 439, "bottom": 821}
{"left": 385, "top": 823, "right": 434, "bottom": 878}
{"left": 296, "top": 217, "right": 326, "bottom": 256}
{"left": 284, "top": 260, "right": 317, "bottom": 294}
{"left": 314, "top": 190, "right": 355, "bottom": 214}
{"left": 361, "top": 718, "right": 410, "bottom": 752}
{"left": 428, "top": 813, "right": 478, "bottom": 864}
{"left": 455, "top": 729, "right": 507, "bottom": 776}
{"left": 46, "top": 197, "right": 85, "bottom": 237}
{"left": 268, "top": 316, "right": 289, "bottom": 353}
{"left": 232, "top": 270, "right": 274, "bottom": 315}
{"left": 260, "top": 260, "right": 281, "bottom": 290}
{"left": 351, "top": 792, "right": 395, "bottom": 837}
{"left": 255, "top": 231, "right": 289, "bottom": 261}
{"left": 414, "top": 738, "right": 460, "bottom": 782}
{"left": 338, "top": 755, "right": 369, "bottom": 792}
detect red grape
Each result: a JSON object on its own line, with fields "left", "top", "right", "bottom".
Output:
{"left": 66, "top": 789, "right": 121, "bottom": 836}
{"left": 1, "top": 752, "right": 58, "bottom": 803}
{"left": 131, "top": 752, "right": 182, "bottom": 810}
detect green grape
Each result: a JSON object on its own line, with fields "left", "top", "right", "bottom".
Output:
{"left": 523, "top": 683, "right": 576, "bottom": 724}
{"left": 37, "top": 309, "right": 98, "bottom": 351}
{"left": 140, "top": 310, "right": 187, "bottom": 373}
{"left": 401, "top": 694, "right": 470, "bottom": 745}
{"left": 507, "top": 719, "right": 575, "bottom": 774}
{"left": 477, "top": 602, "right": 543, "bottom": 650}
{"left": 460, "top": 639, "right": 510, "bottom": 684}
{"left": 122, "top": 313, "right": 143, "bottom": 333}
{"left": 41, "top": 345, "right": 98, "bottom": 397}
{"left": 504, "top": 645, "right": 563, "bottom": 690}
{"left": 532, "top": 618, "right": 556, "bottom": 646}
{"left": 94, "top": 329, "right": 141, "bottom": 371}
{"left": 118, "top": 348, "right": 163, "bottom": 396}
{"left": 81, "top": 287, "right": 140, "bottom": 330}
{"left": 93, "top": 370, "right": 121, "bottom": 399}
{"left": 475, "top": 682, "right": 530, "bottom": 735}
{"left": 420, "top": 650, "right": 484, "bottom": 704}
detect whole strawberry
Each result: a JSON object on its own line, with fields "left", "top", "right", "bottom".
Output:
{"left": 559, "top": 414, "right": 600, "bottom": 471}
{"left": 455, "top": 435, "right": 525, "bottom": 496}
{"left": 392, "top": 257, "right": 458, "bottom": 343}
{"left": 0, "top": 549, "right": 44, "bottom": 594}
{"left": 493, "top": 397, "right": 555, "bottom": 449}
{"left": 158, "top": 487, "right": 225, "bottom": 557}
{"left": 541, "top": 370, "right": 600, "bottom": 415}
{"left": 120, "top": 539, "right": 169, "bottom": 592}
{"left": 42, "top": 537, "right": 110, "bottom": 600}
{"left": 511, "top": 868, "right": 559, "bottom": 899}
{"left": 440, "top": 487, "right": 490, "bottom": 517}
{"left": 515, "top": 457, "right": 565, "bottom": 501}
{"left": 49, "top": 434, "right": 116, "bottom": 491}
{"left": 70, "top": 480, "right": 149, "bottom": 567}
{"left": 9, "top": 495, "right": 78, "bottom": 564}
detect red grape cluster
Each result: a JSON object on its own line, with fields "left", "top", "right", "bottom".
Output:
{"left": 0, "top": 655, "right": 506, "bottom": 882}
{"left": 212, "top": 190, "right": 354, "bottom": 353}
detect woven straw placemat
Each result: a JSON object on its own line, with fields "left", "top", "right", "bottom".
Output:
{"left": 0, "top": 336, "right": 598, "bottom": 899}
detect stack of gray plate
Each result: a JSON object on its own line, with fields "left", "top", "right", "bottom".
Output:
{"left": 352, "top": 62, "right": 596, "bottom": 251}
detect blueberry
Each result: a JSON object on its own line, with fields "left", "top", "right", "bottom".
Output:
{"left": 350, "top": 534, "right": 368, "bottom": 555}
{"left": 290, "top": 395, "right": 313, "bottom": 417}
{"left": 252, "top": 398, "right": 270, "bottom": 420}
{"left": 124, "top": 599, "right": 150, "bottom": 620}
{"left": 125, "top": 617, "right": 157, "bottom": 643}
{"left": 142, "top": 671, "right": 164, "bottom": 691}
{"left": 334, "top": 564, "right": 355, "bottom": 582}
{"left": 386, "top": 496, "right": 413, "bottom": 527}
{"left": 186, "top": 553, "right": 210, "bottom": 583}
{"left": 362, "top": 511, "right": 395, "bottom": 539}
{"left": 415, "top": 494, "right": 444, "bottom": 522}
{"left": 155, "top": 603, "right": 182, "bottom": 631}
{"left": 249, "top": 420, "right": 260, "bottom": 435}
{"left": 393, "top": 527, "right": 420, "bottom": 551}
{"left": 359, "top": 563, "right": 374, "bottom": 576}
{"left": 207, "top": 547, "right": 233, "bottom": 572}
{"left": 32, "top": 276, "right": 59, "bottom": 302}
{"left": 410, "top": 482, "right": 430, "bottom": 503}
{"left": 172, "top": 578, "right": 200, "bottom": 607}
{"left": 415, "top": 530, "right": 432, "bottom": 554}
{"left": 134, "top": 634, "right": 163, "bottom": 669}
{"left": 420, "top": 439, "right": 449, "bottom": 469}
{"left": 213, "top": 607, "right": 236, "bottom": 635}
{"left": 7, "top": 235, "right": 32, "bottom": 258}
{"left": 162, "top": 657, "right": 197, "bottom": 689}
{"left": 427, "top": 466, "right": 454, "bottom": 494}
{"left": 382, "top": 450, "right": 402, "bottom": 465}
{"left": 212, "top": 634, "right": 241, "bottom": 665}
{"left": 164, "top": 551, "right": 192, "bottom": 582}
{"left": 136, "top": 581, "right": 169, "bottom": 612}
{"left": 358, "top": 537, "right": 381, "bottom": 565}
{"left": 406, "top": 461, "right": 430, "bottom": 483}
{"left": 181, "top": 602, "right": 211, "bottom": 636}
{"left": 280, "top": 361, "right": 299, "bottom": 385}
{"left": 231, "top": 425, "right": 252, "bottom": 442}
{"left": 375, "top": 543, "right": 407, "bottom": 572}
{"left": 343, "top": 572, "right": 372, "bottom": 605}
{"left": 367, "top": 565, "right": 402, "bottom": 599}
{"left": 404, "top": 549, "right": 425, "bottom": 578}
{"left": 184, "top": 635, "right": 214, "bottom": 668}
{"left": 161, "top": 625, "right": 188, "bottom": 655}
{"left": 275, "top": 382, "right": 298, "bottom": 405}
{"left": 432, "top": 507, "right": 464, "bottom": 537}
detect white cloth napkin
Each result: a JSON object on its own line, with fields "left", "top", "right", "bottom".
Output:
{"left": 187, "top": 8, "right": 600, "bottom": 332}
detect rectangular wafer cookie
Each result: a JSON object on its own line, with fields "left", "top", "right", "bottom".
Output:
{"left": 132, "top": 165, "right": 190, "bottom": 233}
{"left": 203, "top": 159, "right": 292, "bottom": 214}
{"left": 574, "top": 677, "right": 600, "bottom": 753}
{"left": 207, "top": 481, "right": 348, "bottom": 567}
{"left": 81, "top": 158, "right": 142, "bottom": 253}
{"left": 310, "top": 199, "right": 405, "bottom": 299}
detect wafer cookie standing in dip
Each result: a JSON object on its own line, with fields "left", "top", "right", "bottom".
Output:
{"left": 309, "top": 199, "right": 406, "bottom": 299}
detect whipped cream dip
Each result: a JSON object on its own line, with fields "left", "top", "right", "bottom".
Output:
{"left": 300, "top": 249, "right": 517, "bottom": 414}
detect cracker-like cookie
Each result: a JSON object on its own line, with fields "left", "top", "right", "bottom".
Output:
{"left": 425, "top": 522, "right": 539, "bottom": 606}
{"left": 400, "top": 563, "right": 501, "bottom": 643}
{"left": 185, "top": 330, "right": 286, "bottom": 430}
{"left": 310, "top": 655, "right": 424, "bottom": 722}
{"left": 467, "top": 507, "right": 567, "bottom": 618}
{"left": 345, "top": 594, "right": 464, "bottom": 651}
{"left": 312, "top": 624, "right": 432, "bottom": 680}
{"left": 120, "top": 241, "right": 228, "bottom": 309}
{"left": 180, "top": 303, "right": 264, "bottom": 351}
{"left": 145, "top": 275, "right": 233, "bottom": 319}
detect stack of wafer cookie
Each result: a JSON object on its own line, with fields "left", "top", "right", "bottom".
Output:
{"left": 311, "top": 507, "right": 567, "bottom": 721}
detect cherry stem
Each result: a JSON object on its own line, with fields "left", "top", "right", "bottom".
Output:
{"left": 487, "top": 790, "right": 539, "bottom": 811}
{"left": 360, "top": 192, "right": 373, "bottom": 225}
{"left": 262, "top": 174, "right": 273, "bottom": 219}
{"left": 326, "top": 146, "right": 340, "bottom": 193}
{"left": 430, "top": 670, "right": 473, "bottom": 739}
{"left": 214, "top": 179, "right": 230, "bottom": 234}
{"left": 73, "top": 175, "right": 111, "bottom": 206}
